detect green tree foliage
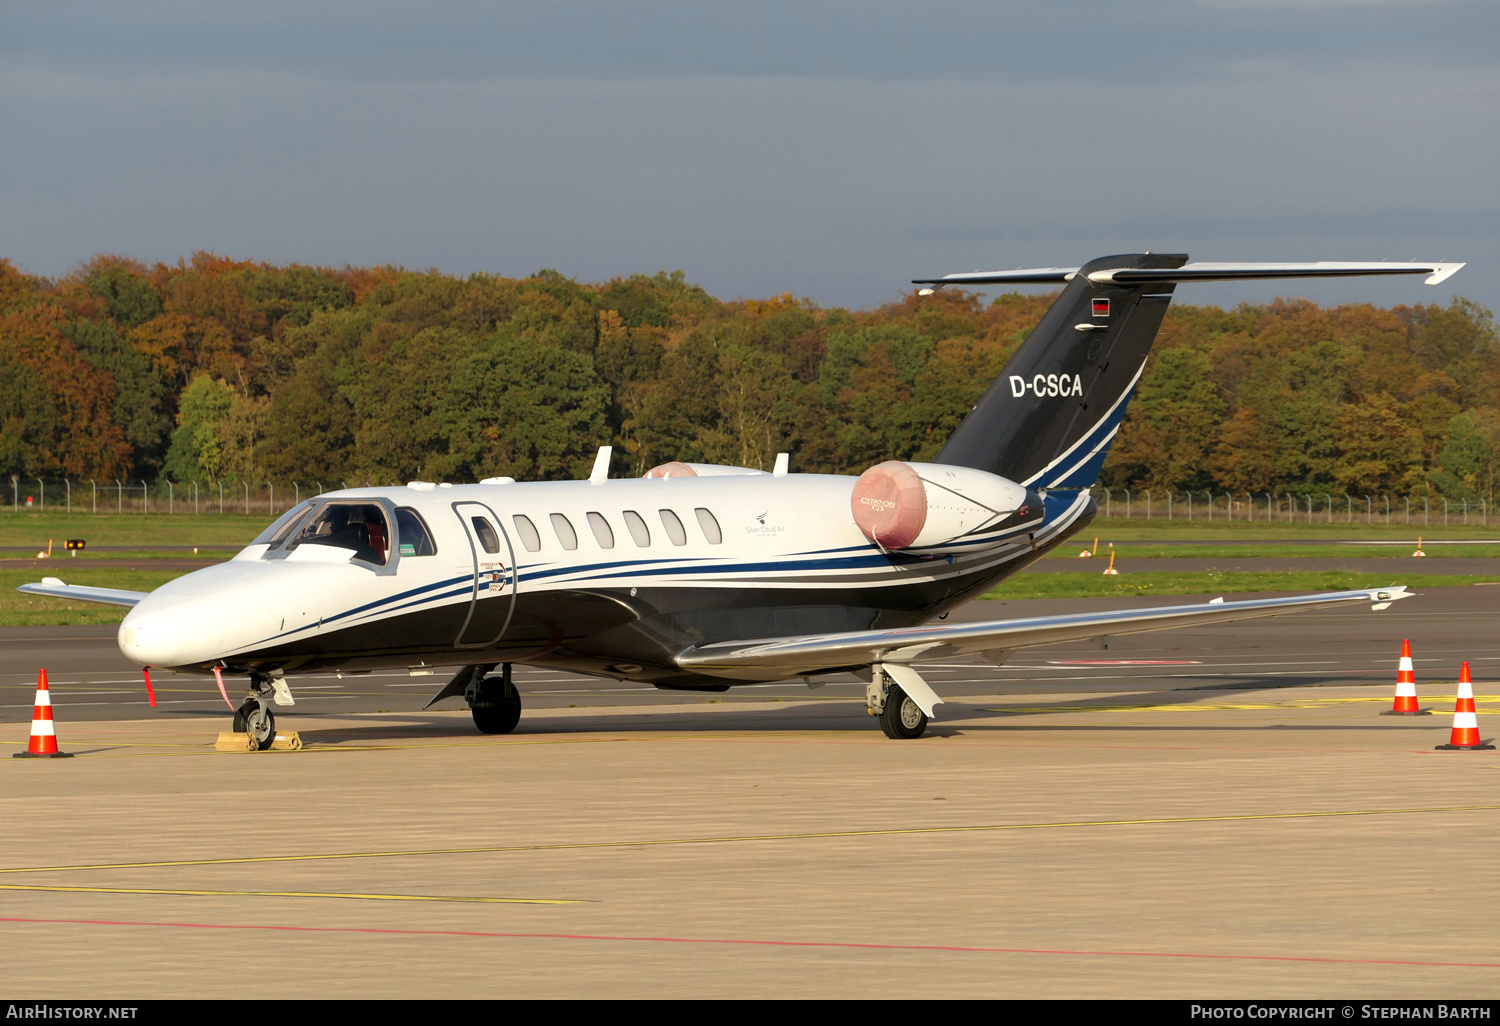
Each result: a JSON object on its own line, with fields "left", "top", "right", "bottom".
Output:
{"left": 1432, "top": 408, "right": 1500, "bottom": 506}
{"left": 162, "top": 374, "right": 235, "bottom": 483}
{"left": 0, "top": 252, "right": 1496, "bottom": 498}
{"left": 1108, "top": 348, "right": 1225, "bottom": 491}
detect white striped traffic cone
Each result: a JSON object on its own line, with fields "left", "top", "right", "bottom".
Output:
{"left": 13, "top": 669, "right": 72, "bottom": 759}
{"left": 1435, "top": 662, "right": 1494, "bottom": 751}
{"left": 1382, "top": 639, "right": 1430, "bottom": 715}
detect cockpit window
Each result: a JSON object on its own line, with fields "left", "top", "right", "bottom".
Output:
{"left": 253, "top": 501, "right": 318, "bottom": 548}
{"left": 287, "top": 502, "right": 391, "bottom": 565}
{"left": 395, "top": 507, "right": 436, "bottom": 556}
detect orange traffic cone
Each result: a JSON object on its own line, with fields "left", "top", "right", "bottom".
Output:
{"left": 12, "top": 669, "right": 72, "bottom": 759}
{"left": 1435, "top": 662, "right": 1494, "bottom": 751}
{"left": 1102, "top": 549, "right": 1120, "bottom": 575}
{"left": 1382, "top": 639, "right": 1430, "bottom": 716}
{"left": 1413, "top": 536, "right": 1426, "bottom": 557}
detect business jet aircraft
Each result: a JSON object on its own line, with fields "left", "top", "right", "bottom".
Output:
{"left": 23, "top": 254, "right": 1461, "bottom": 747}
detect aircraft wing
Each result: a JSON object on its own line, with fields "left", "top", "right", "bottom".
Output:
{"left": 17, "top": 578, "right": 149, "bottom": 608}
{"left": 675, "top": 587, "right": 1411, "bottom": 680}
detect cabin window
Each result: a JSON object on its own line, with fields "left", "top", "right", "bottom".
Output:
{"left": 395, "top": 507, "right": 437, "bottom": 556}
{"left": 659, "top": 509, "right": 687, "bottom": 546}
{"left": 586, "top": 512, "right": 614, "bottom": 549}
{"left": 622, "top": 510, "right": 650, "bottom": 547}
{"left": 253, "top": 500, "right": 318, "bottom": 548}
{"left": 512, "top": 515, "right": 541, "bottom": 552}
{"left": 287, "top": 502, "right": 391, "bottom": 566}
{"left": 550, "top": 513, "right": 578, "bottom": 550}
{"left": 471, "top": 516, "right": 502, "bottom": 554}
{"left": 694, "top": 508, "right": 723, "bottom": 545}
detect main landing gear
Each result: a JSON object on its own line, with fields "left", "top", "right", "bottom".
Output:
{"left": 423, "top": 663, "right": 523, "bottom": 734}
{"left": 469, "top": 663, "right": 522, "bottom": 735}
{"left": 866, "top": 666, "right": 929, "bottom": 740}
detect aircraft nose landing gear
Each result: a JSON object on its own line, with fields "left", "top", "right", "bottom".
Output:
{"left": 231, "top": 671, "right": 289, "bottom": 751}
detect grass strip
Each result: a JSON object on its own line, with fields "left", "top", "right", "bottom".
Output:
{"left": 0, "top": 511, "right": 272, "bottom": 547}
{"left": 1045, "top": 543, "right": 1500, "bottom": 559}
{"left": 0, "top": 568, "right": 184, "bottom": 625}
{"left": 1077, "top": 517, "right": 1499, "bottom": 541}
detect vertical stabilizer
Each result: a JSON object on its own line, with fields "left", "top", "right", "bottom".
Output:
{"left": 934, "top": 253, "right": 1186, "bottom": 491}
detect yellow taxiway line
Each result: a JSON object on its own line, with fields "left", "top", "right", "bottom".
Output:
{"left": 0, "top": 883, "right": 582, "bottom": 904}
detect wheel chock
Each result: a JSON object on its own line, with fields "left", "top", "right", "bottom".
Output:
{"left": 216, "top": 731, "right": 258, "bottom": 753}
{"left": 215, "top": 731, "right": 303, "bottom": 752}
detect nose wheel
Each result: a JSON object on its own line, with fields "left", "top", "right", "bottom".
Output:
{"left": 233, "top": 699, "right": 276, "bottom": 751}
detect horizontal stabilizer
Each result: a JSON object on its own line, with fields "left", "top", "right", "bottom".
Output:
{"left": 913, "top": 267, "right": 1080, "bottom": 290}
{"left": 18, "top": 579, "right": 148, "bottom": 608}
{"left": 914, "top": 260, "right": 1463, "bottom": 290}
{"left": 676, "top": 587, "right": 1411, "bottom": 680}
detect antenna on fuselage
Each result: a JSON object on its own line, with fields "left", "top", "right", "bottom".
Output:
{"left": 589, "top": 446, "right": 612, "bottom": 485}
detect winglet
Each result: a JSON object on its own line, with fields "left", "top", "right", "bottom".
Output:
{"left": 1369, "top": 585, "right": 1412, "bottom": 611}
{"left": 589, "top": 445, "right": 612, "bottom": 485}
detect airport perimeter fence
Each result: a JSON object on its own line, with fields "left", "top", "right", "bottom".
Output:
{"left": 3, "top": 477, "right": 364, "bottom": 516}
{"left": 1091, "top": 487, "right": 1488, "bottom": 526}
{"left": 2, "top": 476, "right": 1492, "bottom": 527}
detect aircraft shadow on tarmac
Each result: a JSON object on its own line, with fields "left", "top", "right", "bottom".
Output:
{"left": 261, "top": 683, "right": 1432, "bottom": 745}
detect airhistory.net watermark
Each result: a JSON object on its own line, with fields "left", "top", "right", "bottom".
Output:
{"left": 6, "top": 1007, "right": 138, "bottom": 1020}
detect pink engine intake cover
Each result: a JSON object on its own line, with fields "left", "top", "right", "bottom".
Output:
{"left": 851, "top": 461, "right": 927, "bottom": 549}
{"left": 642, "top": 462, "right": 698, "bottom": 479}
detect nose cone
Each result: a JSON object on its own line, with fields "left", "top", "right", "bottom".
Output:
{"left": 119, "top": 594, "right": 224, "bottom": 669}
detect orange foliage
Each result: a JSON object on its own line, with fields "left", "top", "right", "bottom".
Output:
{"left": 0, "top": 305, "right": 130, "bottom": 476}
{"left": 128, "top": 313, "right": 243, "bottom": 388}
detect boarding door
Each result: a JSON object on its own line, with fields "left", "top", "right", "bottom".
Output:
{"left": 452, "top": 501, "right": 518, "bottom": 650}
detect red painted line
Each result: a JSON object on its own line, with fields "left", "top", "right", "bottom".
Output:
{"left": 2, "top": 916, "right": 1495, "bottom": 969}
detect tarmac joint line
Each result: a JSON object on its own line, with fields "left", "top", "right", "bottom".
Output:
{"left": 4, "top": 804, "right": 1498, "bottom": 877}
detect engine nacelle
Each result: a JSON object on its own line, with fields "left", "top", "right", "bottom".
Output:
{"left": 851, "top": 461, "right": 1034, "bottom": 549}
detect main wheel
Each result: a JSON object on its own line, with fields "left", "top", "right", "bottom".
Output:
{"left": 236, "top": 700, "right": 276, "bottom": 751}
{"left": 879, "top": 684, "right": 928, "bottom": 740}
{"left": 471, "top": 679, "right": 522, "bottom": 735}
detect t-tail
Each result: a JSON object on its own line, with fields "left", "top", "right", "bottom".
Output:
{"left": 914, "top": 254, "right": 1465, "bottom": 507}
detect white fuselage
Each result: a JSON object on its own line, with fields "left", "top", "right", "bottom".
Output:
{"left": 116, "top": 470, "right": 1079, "bottom": 683}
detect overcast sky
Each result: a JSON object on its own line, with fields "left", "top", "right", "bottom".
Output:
{"left": 3, "top": 0, "right": 1496, "bottom": 312}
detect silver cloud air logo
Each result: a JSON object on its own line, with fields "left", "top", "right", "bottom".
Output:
{"left": 747, "top": 511, "right": 784, "bottom": 535}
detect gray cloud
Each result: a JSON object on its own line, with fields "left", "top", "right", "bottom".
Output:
{"left": 6, "top": 1, "right": 1496, "bottom": 83}
{"left": 0, "top": 3, "right": 1494, "bottom": 314}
